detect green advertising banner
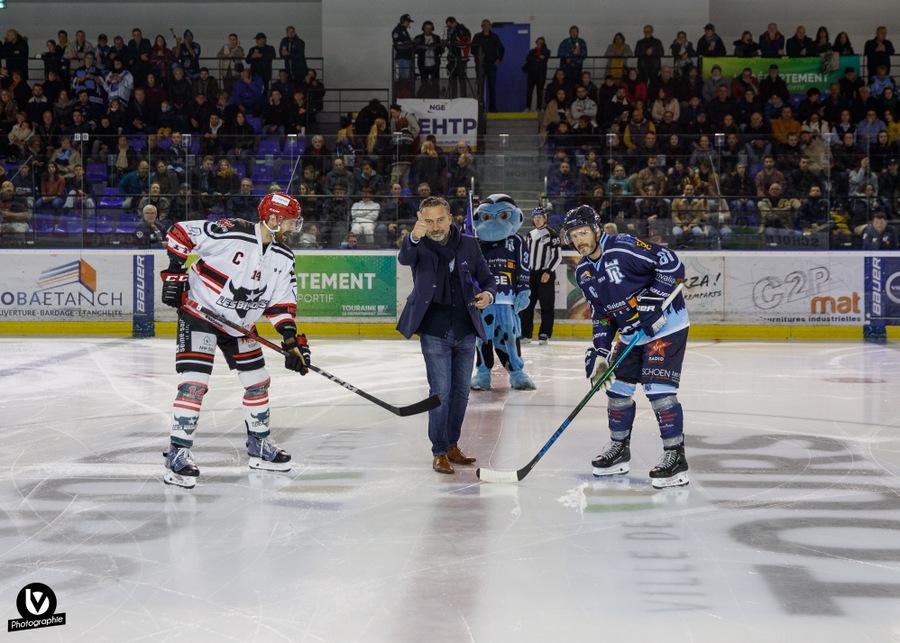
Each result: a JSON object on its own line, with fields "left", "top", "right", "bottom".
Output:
{"left": 702, "top": 55, "right": 861, "bottom": 94}
{"left": 294, "top": 254, "right": 397, "bottom": 318}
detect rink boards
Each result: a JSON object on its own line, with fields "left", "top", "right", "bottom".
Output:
{"left": 0, "top": 249, "right": 898, "bottom": 340}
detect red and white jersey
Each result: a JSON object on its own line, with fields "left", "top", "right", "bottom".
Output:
{"left": 166, "top": 218, "right": 298, "bottom": 337}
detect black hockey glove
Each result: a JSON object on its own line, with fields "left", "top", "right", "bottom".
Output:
{"left": 282, "top": 334, "right": 311, "bottom": 375}
{"left": 635, "top": 289, "right": 668, "bottom": 337}
{"left": 160, "top": 268, "right": 189, "bottom": 308}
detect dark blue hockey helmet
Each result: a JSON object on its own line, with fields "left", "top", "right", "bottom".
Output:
{"left": 561, "top": 204, "right": 602, "bottom": 246}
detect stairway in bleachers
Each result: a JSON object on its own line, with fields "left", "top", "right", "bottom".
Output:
{"left": 478, "top": 113, "right": 543, "bottom": 211}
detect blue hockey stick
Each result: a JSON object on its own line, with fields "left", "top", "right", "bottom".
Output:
{"left": 476, "top": 283, "right": 683, "bottom": 483}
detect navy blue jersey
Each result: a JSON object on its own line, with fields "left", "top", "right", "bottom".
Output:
{"left": 479, "top": 235, "right": 530, "bottom": 305}
{"left": 574, "top": 234, "right": 688, "bottom": 350}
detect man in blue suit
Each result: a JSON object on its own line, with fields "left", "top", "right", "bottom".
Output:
{"left": 397, "top": 196, "right": 496, "bottom": 474}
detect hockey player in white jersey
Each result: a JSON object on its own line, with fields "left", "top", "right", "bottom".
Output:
{"left": 159, "top": 192, "right": 310, "bottom": 488}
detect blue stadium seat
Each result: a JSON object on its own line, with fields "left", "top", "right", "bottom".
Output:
{"left": 128, "top": 138, "right": 147, "bottom": 153}
{"left": 86, "top": 212, "right": 114, "bottom": 234}
{"left": 246, "top": 116, "right": 262, "bottom": 134}
{"left": 258, "top": 138, "right": 281, "bottom": 156}
{"left": 60, "top": 215, "right": 84, "bottom": 234}
{"left": 86, "top": 162, "right": 107, "bottom": 184}
{"left": 282, "top": 137, "right": 305, "bottom": 159}
{"left": 99, "top": 188, "right": 125, "bottom": 209}
{"left": 158, "top": 137, "right": 173, "bottom": 151}
{"left": 251, "top": 164, "right": 274, "bottom": 183}
{"left": 115, "top": 216, "right": 138, "bottom": 234}
{"left": 32, "top": 213, "right": 55, "bottom": 234}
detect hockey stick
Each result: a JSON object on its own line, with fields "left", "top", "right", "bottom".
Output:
{"left": 476, "top": 283, "right": 684, "bottom": 483}
{"left": 182, "top": 301, "right": 441, "bottom": 417}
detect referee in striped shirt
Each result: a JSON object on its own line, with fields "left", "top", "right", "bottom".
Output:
{"left": 520, "top": 207, "right": 561, "bottom": 344}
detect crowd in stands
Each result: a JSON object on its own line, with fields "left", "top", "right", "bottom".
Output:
{"left": 1, "top": 20, "right": 899, "bottom": 250}
{"left": 538, "top": 22, "right": 899, "bottom": 248}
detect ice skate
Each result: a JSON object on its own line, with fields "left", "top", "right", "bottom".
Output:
{"left": 247, "top": 433, "right": 292, "bottom": 472}
{"left": 591, "top": 440, "right": 630, "bottom": 476}
{"left": 649, "top": 445, "right": 689, "bottom": 489}
{"left": 538, "top": 334, "right": 549, "bottom": 345}
{"left": 163, "top": 445, "right": 199, "bottom": 488}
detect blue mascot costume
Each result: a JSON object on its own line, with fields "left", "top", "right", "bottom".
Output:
{"left": 470, "top": 194, "right": 536, "bottom": 391}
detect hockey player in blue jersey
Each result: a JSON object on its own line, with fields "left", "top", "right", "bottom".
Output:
{"left": 562, "top": 205, "right": 690, "bottom": 488}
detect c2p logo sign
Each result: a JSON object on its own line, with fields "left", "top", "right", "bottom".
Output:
{"left": 8, "top": 582, "right": 66, "bottom": 633}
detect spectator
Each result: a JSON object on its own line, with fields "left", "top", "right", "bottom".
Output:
{"left": 150, "top": 35, "right": 173, "bottom": 81}
{"left": 786, "top": 26, "right": 814, "bottom": 57}
{"left": 230, "top": 68, "right": 265, "bottom": 112}
{"left": 670, "top": 31, "right": 696, "bottom": 76}
{"left": 325, "top": 157, "right": 356, "bottom": 195}
{"left": 350, "top": 186, "right": 381, "bottom": 244}
{"left": 635, "top": 25, "right": 664, "bottom": 81}
{"left": 849, "top": 157, "right": 879, "bottom": 194}
{"left": 192, "top": 67, "right": 220, "bottom": 103}
{"left": 358, "top": 159, "right": 385, "bottom": 195}
{"left": 759, "top": 64, "right": 790, "bottom": 103}
{"left": 3, "top": 29, "right": 29, "bottom": 77}
{"left": 444, "top": 16, "right": 472, "bottom": 99}
{"left": 37, "top": 161, "right": 67, "bottom": 213}
{"left": 756, "top": 155, "right": 786, "bottom": 196}
{"left": 864, "top": 26, "right": 895, "bottom": 79}
{"left": 523, "top": 37, "right": 550, "bottom": 110}
{"left": 869, "top": 66, "right": 896, "bottom": 98}
{"left": 671, "top": 182, "right": 708, "bottom": 240}
{"left": 94, "top": 34, "right": 112, "bottom": 71}
{"left": 301, "top": 69, "right": 326, "bottom": 116}
{"left": 110, "top": 135, "right": 137, "bottom": 180}
{"left": 126, "top": 28, "right": 152, "bottom": 84}
{"left": 261, "top": 89, "right": 289, "bottom": 135}
{"left": 759, "top": 23, "right": 785, "bottom": 57}
{"left": 64, "top": 30, "right": 94, "bottom": 73}
{"left": 414, "top": 21, "right": 443, "bottom": 99}
{"left": 870, "top": 130, "right": 894, "bottom": 172}
{"left": 697, "top": 23, "right": 726, "bottom": 57}
{"left": 796, "top": 184, "right": 830, "bottom": 236}
{"left": 857, "top": 109, "right": 887, "bottom": 146}
{"left": 412, "top": 140, "right": 445, "bottom": 195}
{"left": 722, "top": 162, "right": 758, "bottom": 225}
{"left": 392, "top": 13, "right": 415, "bottom": 97}
{"left": 623, "top": 109, "right": 654, "bottom": 150}
{"left": 731, "top": 67, "right": 760, "bottom": 102}
{"left": 882, "top": 158, "right": 900, "bottom": 208}
{"left": 833, "top": 32, "right": 855, "bottom": 56}
{"left": 0, "top": 180, "right": 31, "bottom": 240}
{"left": 118, "top": 160, "right": 151, "bottom": 210}
{"left": 604, "top": 33, "right": 632, "bottom": 80}
{"left": 471, "top": 20, "right": 505, "bottom": 113}
{"left": 135, "top": 204, "right": 167, "bottom": 247}
{"left": 448, "top": 152, "right": 477, "bottom": 192}
{"left": 321, "top": 183, "right": 352, "bottom": 246}
{"left": 246, "top": 33, "right": 277, "bottom": 91}
{"left": 558, "top": 26, "right": 588, "bottom": 81}
{"left": 789, "top": 156, "right": 822, "bottom": 197}
{"left": 217, "top": 34, "right": 245, "bottom": 91}
{"left": 861, "top": 211, "right": 898, "bottom": 249}
{"left": 7, "top": 112, "right": 33, "bottom": 157}
{"left": 151, "top": 160, "right": 180, "bottom": 197}
{"left": 702, "top": 65, "right": 728, "bottom": 103}
{"left": 280, "top": 26, "right": 308, "bottom": 84}
{"left": 543, "top": 69, "right": 572, "bottom": 111}
{"left": 103, "top": 58, "right": 134, "bottom": 104}
{"left": 169, "top": 183, "right": 204, "bottom": 223}
{"left": 225, "top": 178, "right": 256, "bottom": 220}
{"left": 50, "top": 137, "right": 82, "bottom": 178}
{"left": 211, "top": 158, "right": 240, "bottom": 197}
{"left": 771, "top": 106, "right": 802, "bottom": 144}
{"left": 71, "top": 51, "right": 104, "bottom": 104}
{"left": 757, "top": 182, "right": 799, "bottom": 233}
{"left": 61, "top": 163, "right": 95, "bottom": 216}
{"left": 623, "top": 68, "right": 647, "bottom": 104}
{"left": 570, "top": 84, "right": 598, "bottom": 125}
{"left": 137, "top": 182, "right": 171, "bottom": 221}
{"left": 172, "top": 29, "right": 201, "bottom": 79}
{"left": 733, "top": 31, "right": 760, "bottom": 57}
{"left": 811, "top": 27, "right": 832, "bottom": 56}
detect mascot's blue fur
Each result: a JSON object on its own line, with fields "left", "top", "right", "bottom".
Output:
{"left": 470, "top": 194, "right": 536, "bottom": 391}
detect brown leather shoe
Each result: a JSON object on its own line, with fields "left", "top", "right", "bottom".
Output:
{"left": 432, "top": 455, "right": 455, "bottom": 474}
{"left": 447, "top": 445, "right": 476, "bottom": 465}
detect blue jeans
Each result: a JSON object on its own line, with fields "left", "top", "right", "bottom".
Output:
{"left": 419, "top": 329, "right": 476, "bottom": 455}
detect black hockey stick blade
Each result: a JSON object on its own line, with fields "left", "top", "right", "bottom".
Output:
{"left": 182, "top": 301, "right": 441, "bottom": 417}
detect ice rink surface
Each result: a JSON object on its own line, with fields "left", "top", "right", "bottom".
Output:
{"left": 1, "top": 336, "right": 900, "bottom": 642}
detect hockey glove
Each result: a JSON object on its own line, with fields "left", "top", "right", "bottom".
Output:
{"left": 282, "top": 334, "right": 311, "bottom": 375}
{"left": 160, "top": 268, "right": 189, "bottom": 308}
{"left": 635, "top": 289, "right": 668, "bottom": 337}
{"left": 585, "top": 347, "right": 616, "bottom": 389}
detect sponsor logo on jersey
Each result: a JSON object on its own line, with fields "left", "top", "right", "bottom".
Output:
{"left": 635, "top": 238, "right": 652, "bottom": 251}
{"left": 216, "top": 283, "right": 269, "bottom": 318}
{"left": 605, "top": 259, "right": 624, "bottom": 285}
{"left": 642, "top": 367, "right": 680, "bottom": 382}
{"left": 648, "top": 339, "right": 672, "bottom": 362}
{"left": 192, "top": 332, "right": 216, "bottom": 354}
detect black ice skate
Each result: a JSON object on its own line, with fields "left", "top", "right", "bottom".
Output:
{"left": 247, "top": 433, "right": 292, "bottom": 472}
{"left": 649, "top": 445, "right": 689, "bottom": 489}
{"left": 591, "top": 440, "right": 631, "bottom": 477}
{"left": 163, "top": 445, "right": 199, "bottom": 488}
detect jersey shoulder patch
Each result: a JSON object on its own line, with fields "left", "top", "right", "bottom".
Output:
{"left": 205, "top": 219, "right": 258, "bottom": 242}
